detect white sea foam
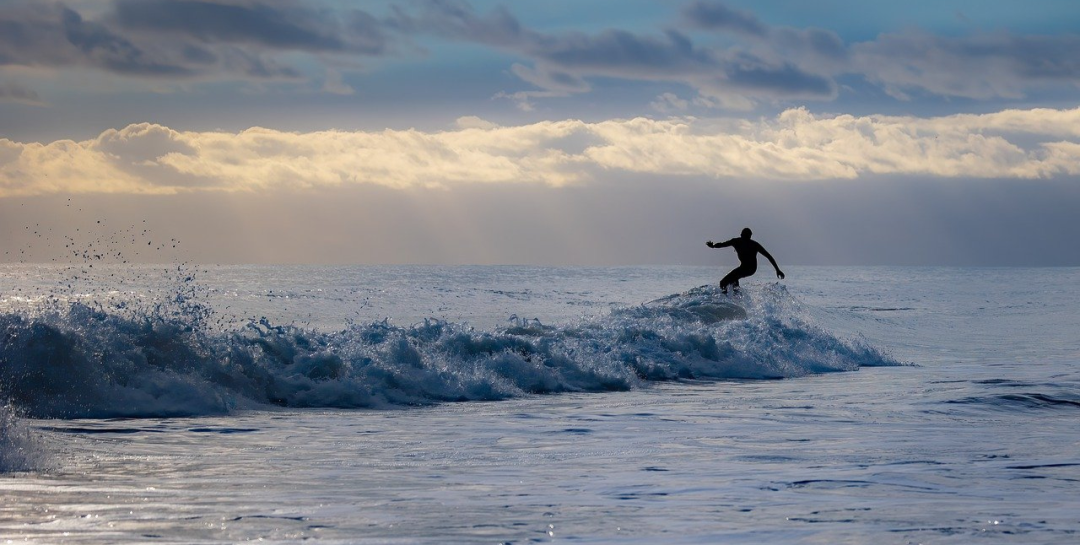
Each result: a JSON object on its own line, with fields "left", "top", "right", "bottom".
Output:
{"left": 0, "top": 282, "right": 897, "bottom": 419}
{"left": 0, "top": 402, "right": 46, "bottom": 472}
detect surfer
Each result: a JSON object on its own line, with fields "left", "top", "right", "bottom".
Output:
{"left": 706, "top": 228, "right": 785, "bottom": 294}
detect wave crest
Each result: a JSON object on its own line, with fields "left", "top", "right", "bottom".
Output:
{"left": 0, "top": 284, "right": 898, "bottom": 419}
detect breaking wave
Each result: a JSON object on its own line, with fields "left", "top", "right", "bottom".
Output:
{"left": 0, "top": 283, "right": 898, "bottom": 420}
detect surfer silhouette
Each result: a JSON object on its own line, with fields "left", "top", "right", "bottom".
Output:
{"left": 706, "top": 228, "right": 785, "bottom": 294}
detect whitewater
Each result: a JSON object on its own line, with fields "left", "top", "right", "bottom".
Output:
{"left": 2, "top": 265, "right": 1078, "bottom": 543}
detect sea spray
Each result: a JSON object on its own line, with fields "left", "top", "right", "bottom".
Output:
{"left": 0, "top": 281, "right": 899, "bottom": 419}
{"left": 0, "top": 402, "right": 46, "bottom": 473}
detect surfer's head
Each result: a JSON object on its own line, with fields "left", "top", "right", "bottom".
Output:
{"left": 741, "top": 228, "right": 752, "bottom": 239}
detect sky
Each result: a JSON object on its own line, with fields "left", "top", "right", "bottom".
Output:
{"left": 1, "top": 0, "right": 1079, "bottom": 266}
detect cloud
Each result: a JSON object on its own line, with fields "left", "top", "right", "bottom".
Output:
{"left": 454, "top": 116, "right": 499, "bottom": 130}
{"left": 321, "top": 68, "right": 354, "bottom": 95}
{"left": 2, "top": 1, "right": 1076, "bottom": 108}
{"left": 394, "top": 0, "right": 838, "bottom": 106}
{"left": 400, "top": 0, "right": 1075, "bottom": 109}
{"left": 0, "top": 0, "right": 392, "bottom": 83}
{"left": 680, "top": 1, "right": 1078, "bottom": 102}
{"left": 681, "top": 1, "right": 846, "bottom": 62}
{"left": 2, "top": 107, "right": 1078, "bottom": 197}
{"left": 0, "top": 80, "right": 42, "bottom": 104}
{"left": 852, "top": 31, "right": 1080, "bottom": 100}
{"left": 110, "top": 0, "right": 390, "bottom": 55}
{"left": 0, "top": 137, "right": 147, "bottom": 195}
{"left": 650, "top": 92, "right": 689, "bottom": 113}
{"left": 0, "top": 2, "right": 191, "bottom": 76}
{"left": 680, "top": 1, "right": 768, "bottom": 37}
{"left": 577, "top": 108, "right": 1080, "bottom": 179}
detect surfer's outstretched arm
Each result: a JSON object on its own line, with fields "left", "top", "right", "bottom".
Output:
{"left": 760, "top": 248, "right": 785, "bottom": 279}
{"left": 706, "top": 239, "right": 733, "bottom": 248}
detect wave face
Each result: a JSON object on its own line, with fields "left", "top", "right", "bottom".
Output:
{"left": 0, "top": 284, "right": 898, "bottom": 419}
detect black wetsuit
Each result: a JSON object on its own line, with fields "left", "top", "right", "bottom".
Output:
{"left": 717, "top": 238, "right": 765, "bottom": 289}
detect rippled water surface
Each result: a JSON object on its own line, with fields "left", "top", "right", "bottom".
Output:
{"left": 2, "top": 266, "right": 1078, "bottom": 543}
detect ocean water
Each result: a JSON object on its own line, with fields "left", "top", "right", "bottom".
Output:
{"left": 1, "top": 264, "right": 1078, "bottom": 543}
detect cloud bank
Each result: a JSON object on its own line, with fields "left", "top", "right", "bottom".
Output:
{"left": 1, "top": 1, "right": 1077, "bottom": 108}
{"left": 0, "top": 0, "right": 393, "bottom": 86}
{"left": 397, "top": 0, "right": 1080, "bottom": 109}
{"left": 1, "top": 107, "right": 1078, "bottom": 197}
